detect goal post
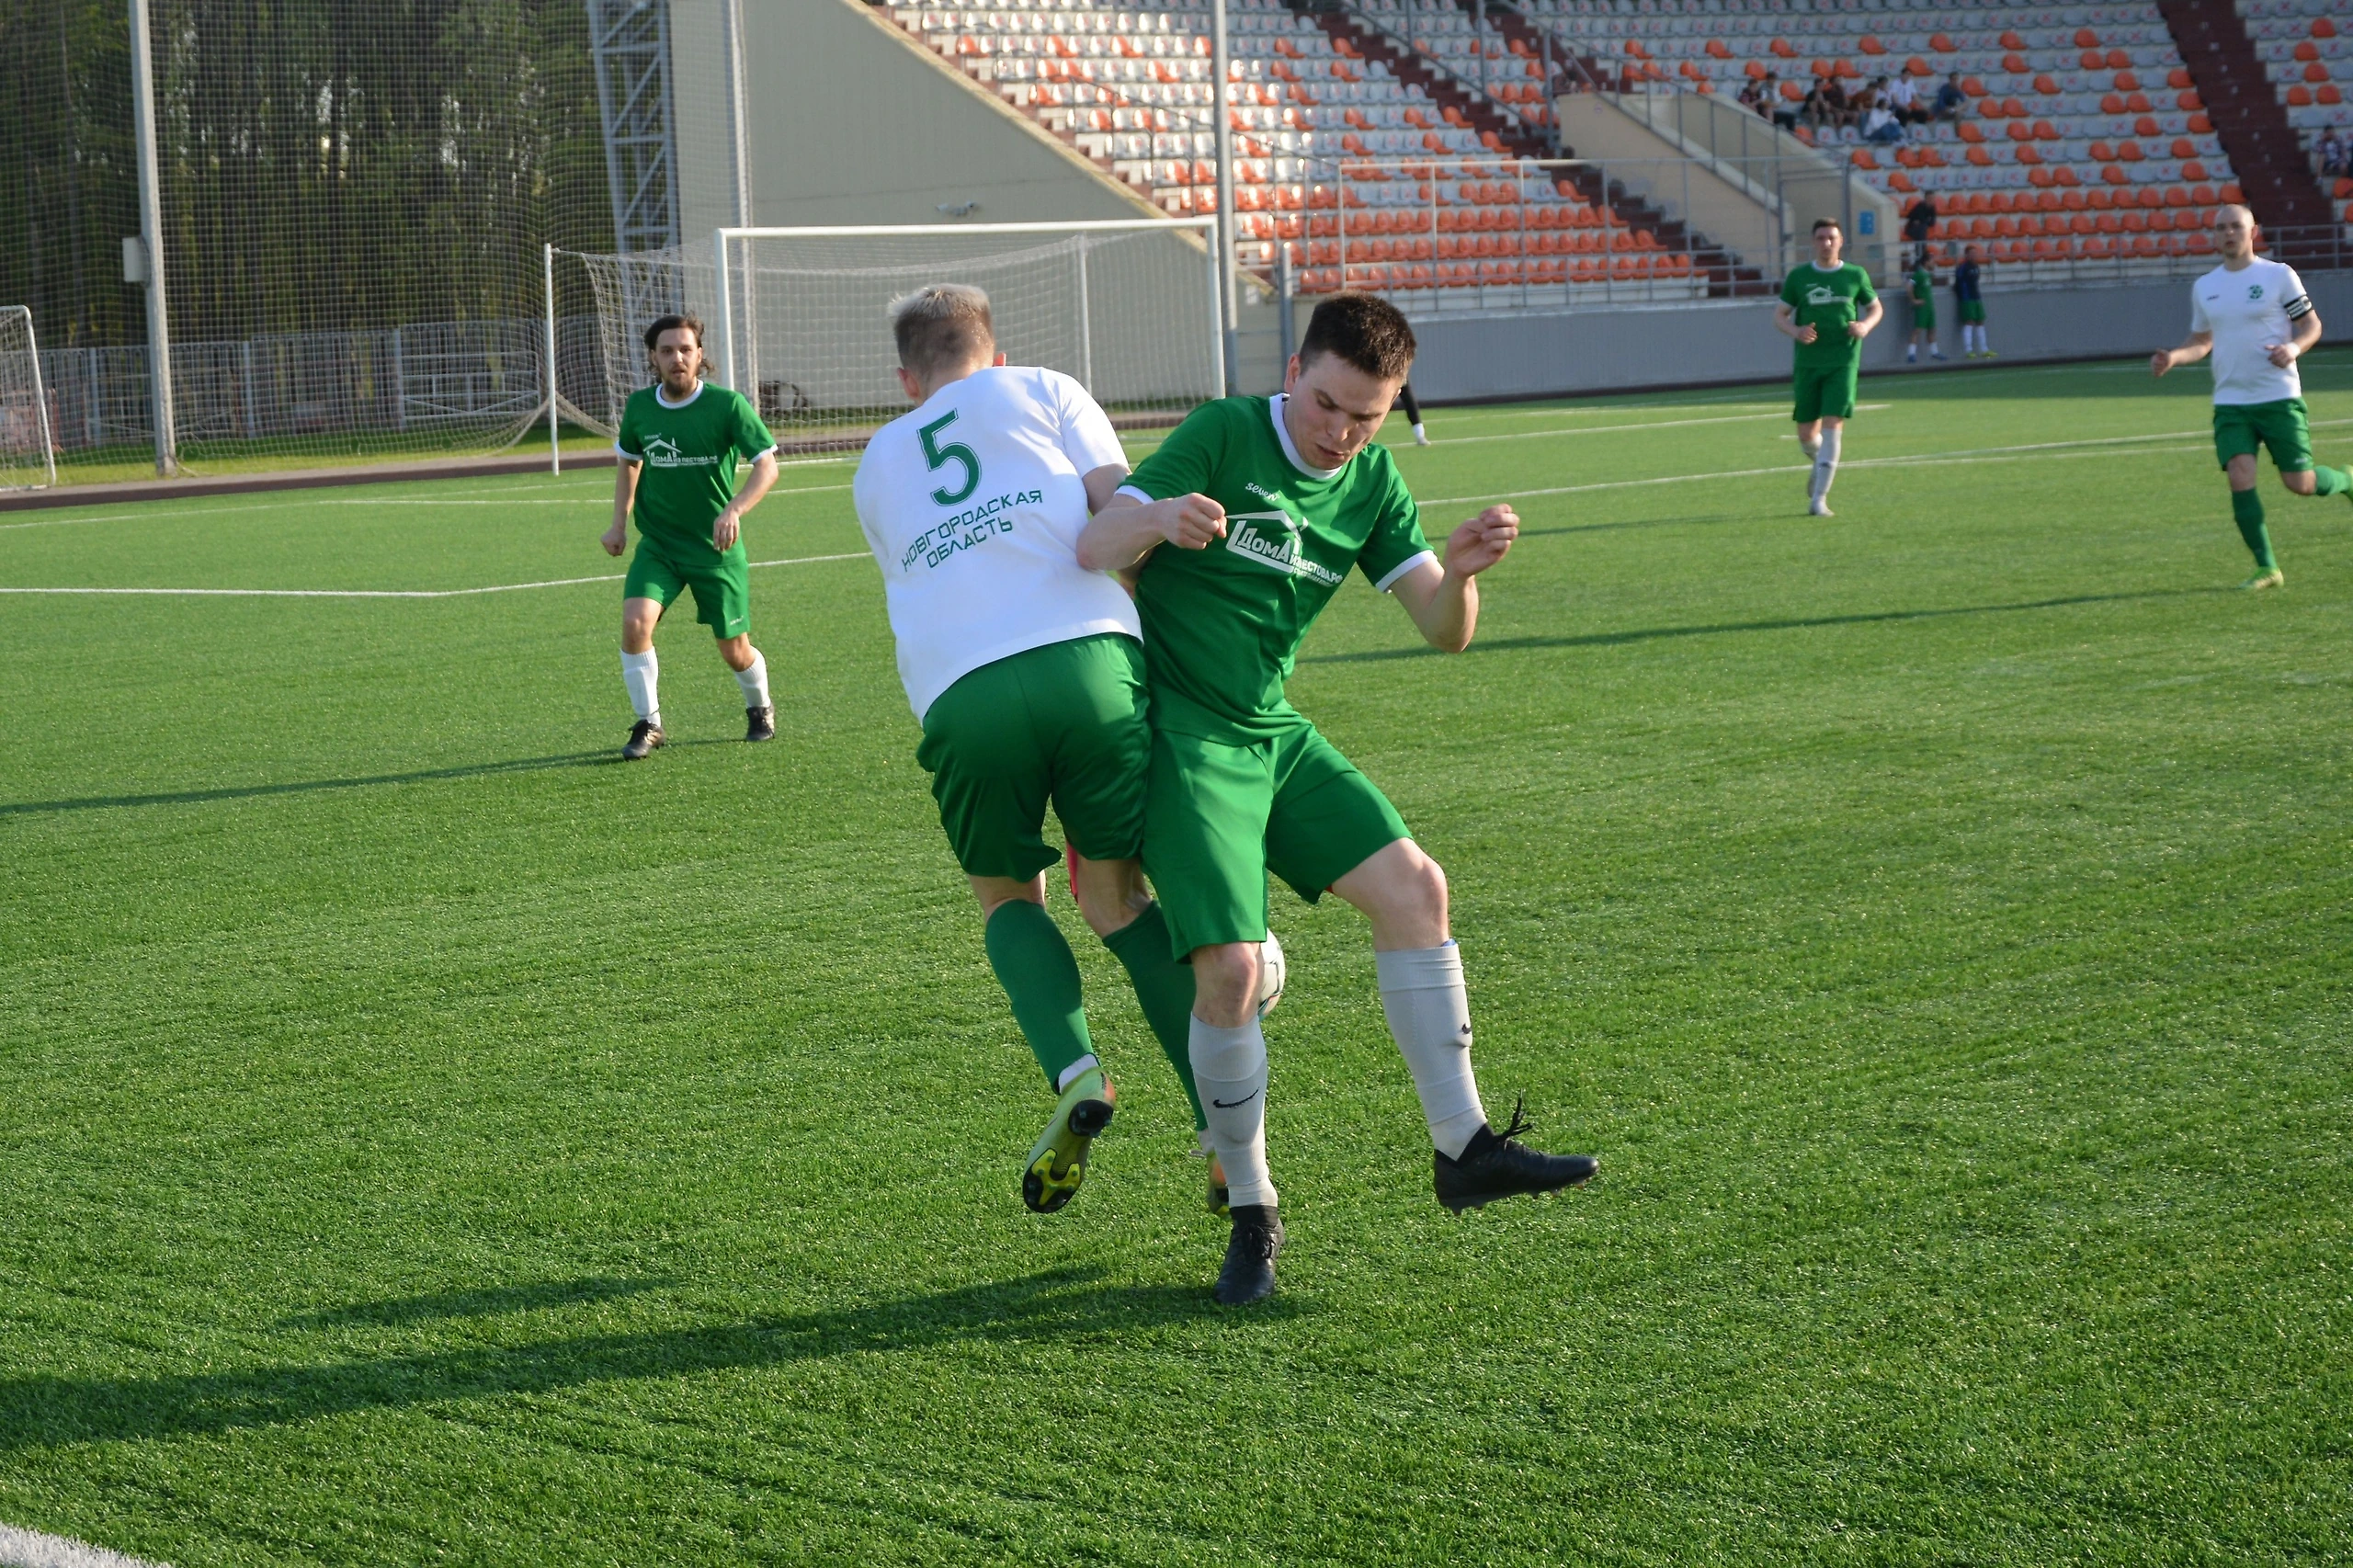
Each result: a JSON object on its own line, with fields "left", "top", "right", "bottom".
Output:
{"left": 0, "top": 306, "right": 58, "bottom": 492}
{"left": 563, "top": 218, "right": 1222, "bottom": 450}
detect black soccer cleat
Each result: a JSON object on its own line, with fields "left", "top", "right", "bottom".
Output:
{"left": 621, "top": 720, "right": 665, "bottom": 761}
{"left": 745, "top": 704, "right": 776, "bottom": 743}
{"left": 1213, "top": 1203, "right": 1283, "bottom": 1306}
{"left": 1433, "top": 1097, "right": 1597, "bottom": 1213}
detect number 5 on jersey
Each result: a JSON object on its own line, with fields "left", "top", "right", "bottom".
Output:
{"left": 921, "top": 409, "right": 983, "bottom": 506}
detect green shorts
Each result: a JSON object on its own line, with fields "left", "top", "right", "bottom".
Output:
{"left": 625, "top": 538, "right": 750, "bottom": 639}
{"left": 1791, "top": 358, "right": 1860, "bottom": 424}
{"left": 2213, "top": 398, "right": 2313, "bottom": 473}
{"left": 1911, "top": 302, "right": 1936, "bottom": 332}
{"left": 1959, "top": 300, "right": 1986, "bottom": 324}
{"left": 1142, "top": 720, "right": 1412, "bottom": 958}
{"left": 916, "top": 634, "right": 1150, "bottom": 882}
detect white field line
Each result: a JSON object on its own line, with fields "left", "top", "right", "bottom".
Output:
{"left": 1420, "top": 420, "right": 2353, "bottom": 506}
{"left": 0, "top": 1522, "right": 168, "bottom": 1568}
{"left": 1414, "top": 406, "right": 1890, "bottom": 447}
{"left": 0, "top": 481, "right": 853, "bottom": 531}
{"left": 0, "top": 552, "right": 869, "bottom": 600}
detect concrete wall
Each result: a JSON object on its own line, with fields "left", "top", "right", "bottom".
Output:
{"left": 670, "top": 0, "right": 1161, "bottom": 236}
{"left": 1554, "top": 97, "right": 1783, "bottom": 277}
{"left": 1403, "top": 270, "right": 2353, "bottom": 403}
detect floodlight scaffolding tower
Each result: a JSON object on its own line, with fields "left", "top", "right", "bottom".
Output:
{"left": 588, "top": 0, "right": 682, "bottom": 255}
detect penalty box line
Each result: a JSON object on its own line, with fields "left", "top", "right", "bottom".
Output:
{"left": 0, "top": 1521, "right": 167, "bottom": 1568}
{"left": 0, "top": 552, "right": 870, "bottom": 600}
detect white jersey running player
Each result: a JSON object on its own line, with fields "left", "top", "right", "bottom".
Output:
{"left": 852, "top": 285, "right": 1219, "bottom": 1217}
{"left": 2152, "top": 204, "right": 2349, "bottom": 589}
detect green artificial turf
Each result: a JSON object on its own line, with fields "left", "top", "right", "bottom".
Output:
{"left": 1, "top": 355, "right": 2347, "bottom": 1565}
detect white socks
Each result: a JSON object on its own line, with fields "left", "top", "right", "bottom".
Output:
{"left": 1190, "top": 1015, "right": 1275, "bottom": 1209}
{"left": 1809, "top": 425, "right": 1843, "bottom": 506}
{"left": 1965, "top": 324, "right": 1990, "bottom": 354}
{"left": 734, "top": 648, "right": 770, "bottom": 710}
{"left": 1375, "top": 942, "right": 1487, "bottom": 1160}
{"left": 620, "top": 648, "right": 660, "bottom": 724}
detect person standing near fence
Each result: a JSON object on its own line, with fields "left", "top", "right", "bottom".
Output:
{"left": 599, "top": 314, "right": 782, "bottom": 759}
{"left": 1955, "top": 244, "right": 1993, "bottom": 358}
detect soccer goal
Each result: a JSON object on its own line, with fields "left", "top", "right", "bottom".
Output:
{"left": 563, "top": 218, "right": 1222, "bottom": 447}
{"left": 0, "top": 306, "right": 57, "bottom": 491}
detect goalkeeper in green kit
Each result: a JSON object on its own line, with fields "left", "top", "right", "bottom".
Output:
{"left": 1078, "top": 294, "right": 1599, "bottom": 1307}
{"left": 1774, "top": 218, "right": 1883, "bottom": 517}
{"left": 600, "top": 314, "right": 782, "bottom": 760}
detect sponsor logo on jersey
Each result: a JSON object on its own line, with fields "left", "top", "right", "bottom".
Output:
{"left": 2248, "top": 284, "right": 2264, "bottom": 300}
{"left": 1224, "top": 510, "right": 1344, "bottom": 586}
{"left": 1244, "top": 482, "right": 1284, "bottom": 504}
{"left": 640, "top": 432, "right": 719, "bottom": 469}
{"left": 902, "top": 488, "right": 1046, "bottom": 572}
{"left": 1804, "top": 284, "right": 1845, "bottom": 307}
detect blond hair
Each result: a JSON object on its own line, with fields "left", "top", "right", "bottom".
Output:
{"left": 889, "top": 284, "right": 995, "bottom": 380}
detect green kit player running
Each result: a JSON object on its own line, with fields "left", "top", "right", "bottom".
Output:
{"left": 1774, "top": 217, "right": 1883, "bottom": 517}
{"left": 1081, "top": 294, "right": 1599, "bottom": 1307}
{"left": 850, "top": 284, "right": 1216, "bottom": 1216}
{"left": 1904, "top": 252, "right": 1943, "bottom": 364}
{"left": 601, "top": 314, "right": 781, "bottom": 759}
{"left": 2151, "top": 204, "right": 2349, "bottom": 591}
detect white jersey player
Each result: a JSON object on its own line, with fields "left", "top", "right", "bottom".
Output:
{"left": 851, "top": 285, "right": 1222, "bottom": 1219}
{"left": 2152, "top": 204, "right": 2348, "bottom": 589}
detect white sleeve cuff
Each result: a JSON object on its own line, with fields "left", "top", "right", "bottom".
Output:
{"left": 613, "top": 444, "right": 642, "bottom": 460}
{"left": 1372, "top": 549, "right": 1437, "bottom": 594}
{"left": 1114, "top": 483, "right": 1156, "bottom": 504}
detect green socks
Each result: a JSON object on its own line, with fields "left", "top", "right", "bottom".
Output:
{"left": 2231, "top": 487, "right": 2276, "bottom": 570}
{"left": 983, "top": 899, "right": 1093, "bottom": 1091}
{"left": 2311, "top": 465, "right": 2350, "bottom": 498}
{"left": 1102, "top": 902, "right": 1208, "bottom": 1132}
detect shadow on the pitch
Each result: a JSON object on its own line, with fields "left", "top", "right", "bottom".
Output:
{"left": 1516, "top": 512, "right": 1749, "bottom": 539}
{"left": 0, "top": 750, "right": 612, "bottom": 817}
{"left": 1302, "top": 587, "right": 2220, "bottom": 665}
{"left": 280, "top": 1276, "right": 674, "bottom": 1329}
{"left": 0, "top": 1267, "right": 1258, "bottom": 1449}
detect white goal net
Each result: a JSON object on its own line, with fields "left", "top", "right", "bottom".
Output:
{"left": 0, "top": 307, "right": 57, "bottom": 491}
{"left": 563, "top": 220, "right": 1222, "bottom": 448}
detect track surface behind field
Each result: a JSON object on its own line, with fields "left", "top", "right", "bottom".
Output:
{"left": 2, "top": 358, "right": 2348, "bottom": 1565}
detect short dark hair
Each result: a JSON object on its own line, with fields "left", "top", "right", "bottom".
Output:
{"left": 889, "top": 284, "right": 995, "bottom": 380}
{"left": 1298, "top": 292, "right": 1415, "bottom": 381}
{"left": 1811, "top": 217, "right": 1842, "bottom": 234}
{"left": 642, "top": 313, "right": 703, "bottom": 353}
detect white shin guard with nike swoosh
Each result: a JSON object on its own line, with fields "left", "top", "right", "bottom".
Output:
{"left": 1191, "top": 1015, "right": 1275, "bottom": 1209}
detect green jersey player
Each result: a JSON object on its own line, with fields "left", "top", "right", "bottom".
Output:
{"left": 851, "top": 285, "right": 1214, "bottom": 1216}
{"left": 600, "top": 315, "right": 781, "bottom": 759}
{"left": 1081, "top": 294, "right": 1599, "bottom": 1307}
{"left": 1774, "top": 218, "right": 1883, "bottom": 517}
{"left": 2151, "top": 204, "right": 2350, "bottom": 591}
{"left": 1904, "top": 255, "right": 1943, "bottom": 364}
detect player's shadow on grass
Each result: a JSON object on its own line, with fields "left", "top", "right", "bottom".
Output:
{"left": 0, "top": 1267, "right": 1261, "bottom": 1450}
{"left": 1302, "top": 588, "right": 2219, "bottom": 665}
{"left": 0, "top": 751, "right": 612, "bottom": 818}
{"left": 278, "top": 1276, "right": 671, "bottom": 1328}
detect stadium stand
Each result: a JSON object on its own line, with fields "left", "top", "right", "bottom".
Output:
{"left": 2152, "top": 0, "right": 2340, "bottom": 244}
{"left": 2224, "top": 0, "right": 2353, "bottom": 233}
{"left": 881, "top": 0, "right": 1738, "bottom": 304}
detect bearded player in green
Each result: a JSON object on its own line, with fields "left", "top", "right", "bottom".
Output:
{"left": 1080, "top": 294, "right": 1599, "bottom": 1306}
{"left": 600, "top": 314, "right": 782, "bottom": 760}
{"left": 1774, "top": 218, "right": 1883, "bottom": 517}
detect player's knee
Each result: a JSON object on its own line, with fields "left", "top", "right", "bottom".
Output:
{"left": 1397, "top": 846, "right": 1449, "bottom": 926}
{"left": 2283, "top": 471, "right": 2317, "bottom": 496}
{"left": 1191, "top": 942, "right": 1261, "bottom": 1026}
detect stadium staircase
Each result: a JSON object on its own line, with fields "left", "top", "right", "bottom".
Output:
{"left": 2221, "top": 0, "right": 2353, "bottom": 235}
{"left": 2154, "top": 0, "right": 2336, "bottom": 241}
{"left": 1509, "top": 0, "right": 2278, "bottom": 274}
{"left": 880, "top": 0, "right": 1718, "bottom": 307}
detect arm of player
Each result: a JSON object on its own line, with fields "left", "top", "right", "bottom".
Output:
{"left": 2151, "top": 330, "right": 2213, "bottom": 378}
{"left": 1774, "top": 302, "right": 1817, "bottom": 346}
{"left": 602, "top": 460, "right": 641, "bottom": 557}
{"left": 1082, "top": 463, "right": 1131, "bottom": 516}
{"left": 2272, "top": 307, "right": 2325, "bottom": 369}
{"left": 1388, "top": 506, "right": 1518, "bottom": 653}
{"left": 1848, "top": 296, "right": 1885, "bottom": 339}
{"left": 1075, "top": 490, "right": 1229, "bottom": 573}
{"left": 712, "top": 451, "right": 779, "bottom": 551}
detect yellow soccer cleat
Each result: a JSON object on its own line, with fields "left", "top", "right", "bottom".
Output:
{"left": 2240, "top": 567, "right": 2285, "bottom": 592}
{"left": 1022, "top": 1066, "right": 1116, "bottom": 1214}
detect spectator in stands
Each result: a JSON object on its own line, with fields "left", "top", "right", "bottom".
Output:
{"left": 2317, "top": 128, "right": 2348, "bottom": 180}
{"left": 1886, "top": 72, "right": 1924, "bottom": 128}
{"left": 1739, "top": 74, "right": 1770, "bottom": 118}
{"left": 1903, "top": 194, "right": 1938, "bottom": 249}
{"left": 1764, "top": 73, "right": 1801, "bottom": 132}
{"left": 1862, "top": 100, "right": 1904, "bottom": 145}
{"left": 1802, "top": 77, "right": 1847, "bottom": 134}
{"left": 1931, "top": 73, "right": 1967, "bottom": 124}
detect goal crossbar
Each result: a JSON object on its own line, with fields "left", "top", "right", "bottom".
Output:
{"left": 708, "top": 218, "right": 1222, "bottom": 400}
